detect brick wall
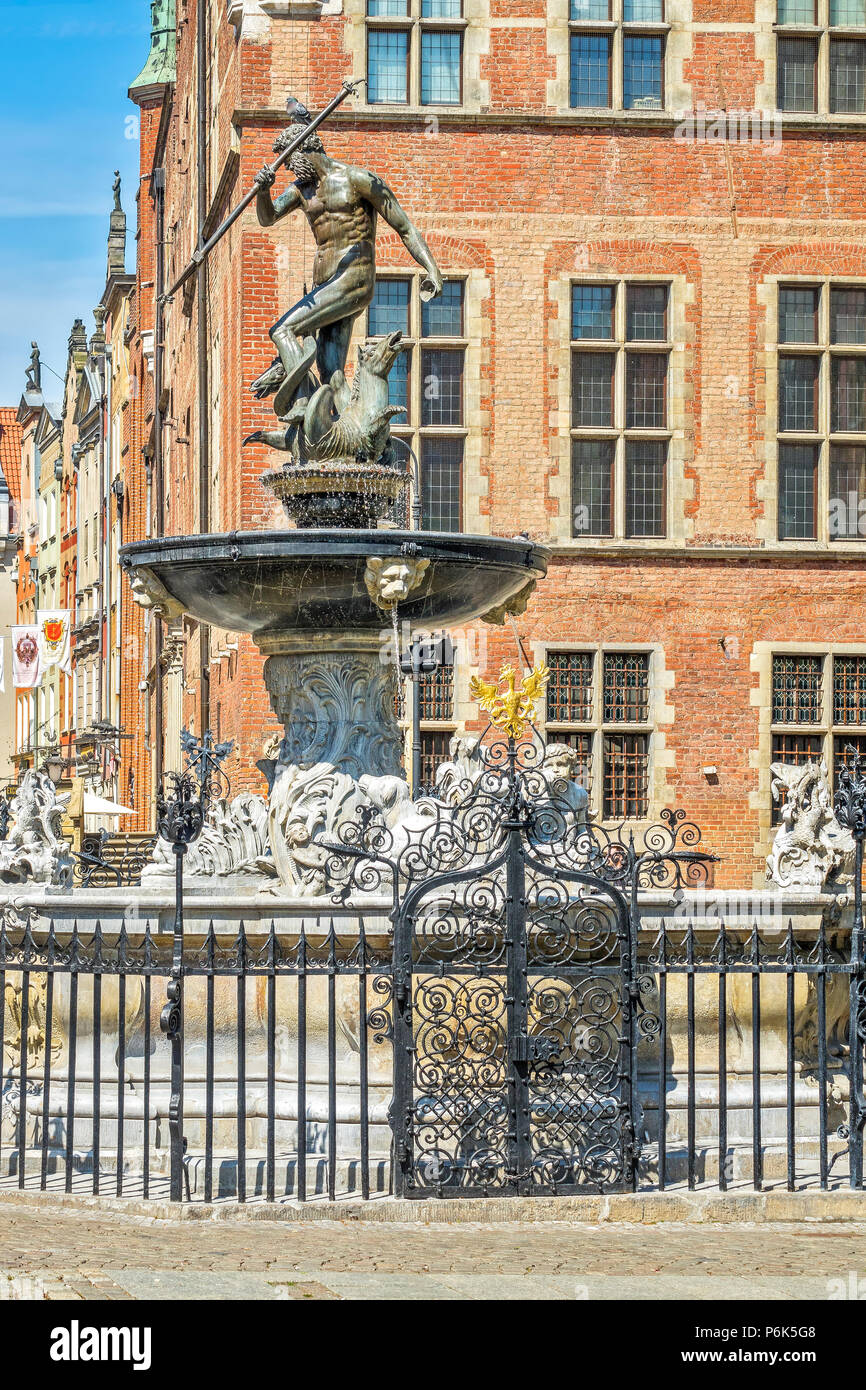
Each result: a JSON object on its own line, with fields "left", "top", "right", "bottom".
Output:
{"left": 132, "top": 1, "right": 866, "bottom": 885}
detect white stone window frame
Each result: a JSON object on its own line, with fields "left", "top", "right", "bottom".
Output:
{"left": 531, "top": 639, "right": 675, "bottom": 825}
{"left": 343, "top": 0, "right": 490, "bottom": 114}
{"left": 773, "top": 0, "right": 866, "bottom": 115}
{"left": 550, "top": 271, "right": 693, "bottom": 547}
{"left": 566, "top": 0, "right": 671, "bottom": 112}
{"left": 758, "top": 274, "right": 866, "bottom": 549}
{"left": 363, "top": 267, "right": 489, "bottom": 534}
{"left": 364, "top": 0, "right": 468, "bottom": 109}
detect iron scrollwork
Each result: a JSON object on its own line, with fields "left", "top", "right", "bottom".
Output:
{"left": 323, "top": 722, "right": 715, "bottom": 1197}
{"left": 72, "top": 830, "right": 157, "bottom": 888}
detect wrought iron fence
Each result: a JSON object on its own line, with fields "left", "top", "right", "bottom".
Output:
{"left": 0, "top": 729, "right": 864, "bottom": 1204}
{"left": 0, "top": 913, "right": 393, "bottom": 1202}
{"left": 0, "top": 907, "right": 863, "bottom": 1201}
{"left": 71, "top": 832, "right": 158, "bottom": 888}
{"left": 636, "top": 907, "right": 858, "bottom": 1191}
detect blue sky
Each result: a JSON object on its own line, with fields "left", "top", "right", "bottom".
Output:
{"left": 0, "top": 0, "right": 149, "bottom": 405}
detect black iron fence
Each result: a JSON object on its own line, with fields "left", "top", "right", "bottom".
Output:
{"left": 0, "top": 907, "right": 863, "bottom": 1202}
{"left": 637, "top": 908, "right": 858, "bottom": 1191}
{"left": 0, "top": 915, "right": 392, "bottom": 1202}
{"left": 0, "top": 731, "right": 864, "bottom": 1204}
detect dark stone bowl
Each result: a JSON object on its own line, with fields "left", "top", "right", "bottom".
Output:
{"left": 120, "top": 529, "right": 549, "bottom": 640}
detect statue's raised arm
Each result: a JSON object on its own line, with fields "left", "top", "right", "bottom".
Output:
{"left": 354, "top": 169, "right": 443, "bottom": 302}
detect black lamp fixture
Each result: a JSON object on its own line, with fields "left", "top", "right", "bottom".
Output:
{"left": 43, "top": 750, "right": 65, "bottom": 786}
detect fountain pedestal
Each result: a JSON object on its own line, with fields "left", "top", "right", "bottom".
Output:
{"left": 255, "top": 633, "right": 407, "bottom": 894}
{"left": 259, "top": 634, "right": 402, "bottom": 780}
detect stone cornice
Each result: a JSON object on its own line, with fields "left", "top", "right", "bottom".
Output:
{"left": 232, "top": 104, "right": 866, "bottom": 138}
{"left": 227, "top": 0, "right": 336, "bottom": 37}
{"left": 548, "top": 544, "right": 866, "bottom": 564}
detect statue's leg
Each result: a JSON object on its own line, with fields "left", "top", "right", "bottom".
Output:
{"left": 272, "top": 271, "right": 372, "bottom": 418}
{"left": 316, "top": 317, "right": 355, "bottom": 387}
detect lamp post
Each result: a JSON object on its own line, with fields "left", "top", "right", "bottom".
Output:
{"left": 399, "top": 633, "right": 455, "bottom": 798}
{"left": 156, "top": 729, "right": 233, "bottom": 1202}
{"left": 43, "top": 750, "right": 65, "bottom": 787}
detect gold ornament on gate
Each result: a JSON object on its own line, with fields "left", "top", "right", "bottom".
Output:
{"left": 469, "top": 664, "right": 550, "bottom": 740}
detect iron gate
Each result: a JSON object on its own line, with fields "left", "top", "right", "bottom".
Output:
{"left": 328, "top": 733, "right": 712, "bottom": 1198}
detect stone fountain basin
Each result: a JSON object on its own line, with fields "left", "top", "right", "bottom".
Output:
{"left": 121, "top": 529, "right": 549, "bottom": 639}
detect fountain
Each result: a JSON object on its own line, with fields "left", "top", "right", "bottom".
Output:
{"left": 122, "top": 103, "right": 549, "bottom": 897}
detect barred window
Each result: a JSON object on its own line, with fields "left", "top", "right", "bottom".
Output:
{"left": 772, "top": 654, "right": 822, "bottom": 722}
{"left": 775, "top": 281, "right": 866, "bottom": 541}
{"left": 418, "top": 663, "right": 454, "bottom": 720}
{"left": 833, "top": 654, "right": 866, "bottom": 722}
{"left": 571, "top": 279, "right": 670, "bottom": 539}
{"left": 420, "top": 730, "right": 454, "bottom": 795}
{"left": 570, "top": 0, "right": 666, "bottom": 111}
{"left": 545, "top": 648, "right": 653, "bottom": 819}
{"left": 769, "top": 651, "right": 866, "bottom": 817}
{"left": 367, "top": 0, "right": 463, "bottom": 107}
{"left": 547, "top": 651, "right": 594, "bottom": 722}
{"left": 834, "top": 732, "right": 866, "bottom": 785}
{"left": 777, "top": 0, "right": 866, "bottom": 113}
{"left": 368, "top": 275, "right": 466, "bottom": 531}
{"left": 603, "top": 651, "right": 650, "bottom": 722}
{"left": 417, "top": 659, "right": 456, "bottom": 795}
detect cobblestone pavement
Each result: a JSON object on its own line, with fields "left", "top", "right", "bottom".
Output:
{"left": 0, "top": 1200, "right": 865, "bottom": 1299}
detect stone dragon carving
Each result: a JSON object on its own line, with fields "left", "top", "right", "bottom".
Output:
{"left": 245, "top": 332, "right": 408, "bottom": 467}
{"left": 766, "top": 760, "right": 855, "bottom": 890}
{"left": 0, "top": 772, "right": 73, "bottom": 887}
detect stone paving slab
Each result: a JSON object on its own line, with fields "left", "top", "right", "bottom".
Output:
{"left": 1, "top": 1194, "right": 865, "bottom": 1300}
{"left": 2, "top": 1186, "right": 866, "bottom": 1224}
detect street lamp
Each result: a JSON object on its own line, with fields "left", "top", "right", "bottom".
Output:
{"left": 43, "top": 750, "right": 65, "bottom": 786}
{"left": 399, "top": 632, "right": 455, "bottom": 798}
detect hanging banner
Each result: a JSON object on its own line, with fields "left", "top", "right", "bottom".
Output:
{"left": 37, "top": 610, "right": 72, "bottom": 676}
{"left": 11, "top": 626, "right": 40, "bottom": 688}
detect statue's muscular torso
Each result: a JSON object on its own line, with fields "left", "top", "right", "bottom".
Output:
{"left": 291, "top": 165, "right": 378, "bottom": 294}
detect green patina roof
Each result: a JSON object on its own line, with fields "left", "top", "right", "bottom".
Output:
{"left": 129, "top": 0, "right": 176, "bottom": 95}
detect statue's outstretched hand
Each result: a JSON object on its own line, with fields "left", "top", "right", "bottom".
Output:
{"left": 255, "top": 166, "right": 276, "bottom": 190}
{"left": 420, "top": 273, "right": 443, "bottom": 302}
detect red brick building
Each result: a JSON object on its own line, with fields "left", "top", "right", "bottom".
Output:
{"left": 123, "top": 0, "right": 866, "bottom": 887}
{"left": 0, "top": 408, "right": 22, "bottom": 783}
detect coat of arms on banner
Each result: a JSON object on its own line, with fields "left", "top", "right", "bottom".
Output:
{"left": 36, "top": 610, "right": 71, "bottom": 675}
{"left": 11, "top": 626, "right": 41, "bottom": 690}
{"left": 40, "top": 618, "right": 64, "bottom": 657}
{"left": 15, "top": 632, "right": 37, "bottom": 669}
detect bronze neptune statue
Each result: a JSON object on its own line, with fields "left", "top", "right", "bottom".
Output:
{"left": 248, "top": 100, "right": 443, "bottom": 431}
